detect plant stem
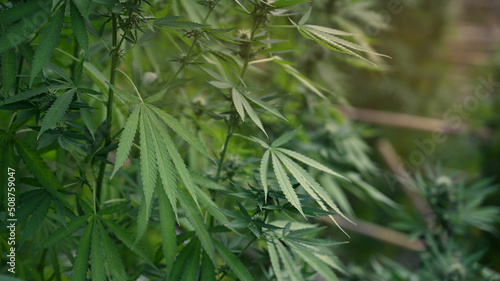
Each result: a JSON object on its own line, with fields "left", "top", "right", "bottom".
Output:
{"left": 95, "top": 14, "right": 121, "bottom": 208}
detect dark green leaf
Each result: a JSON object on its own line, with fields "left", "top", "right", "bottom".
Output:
{"left": 69, "top": 218, "right": 93, "bottom": 281}
{"left": 38, "top": 89, "right": 76, "bottom": 138}
{"left": 38, "top": 214, "right": 91, "bottom": 249}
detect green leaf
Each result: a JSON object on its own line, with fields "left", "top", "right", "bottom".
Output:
{"left": 38, "top": 89, "right": 76, "bottom": 138}
{"left": 272, "top": 128, "right": 300, "bottom": 148}
{"left": 30, "top": 6, "right": 65, "bottom": 86}
{"left": 208, "top": 80, "right": 232, "bottom": 89}
{"left": 195, "top": 187, "right": 229, "bottom": 225}
{"left": 111, "top": 106, "right": 140, "bottom": 178}
{"left": 102, "top": 218, "right": 155, "bottom": 267}
{"left": 271, "top": 151, "right": 304, "bottom": 217}
{"left": 1, "top": 49, "right": 17, "bottom": 95}
{"left": 148, "top": 104, "right": 212, "bottom": 160}
{"left": 136, "top": 193, "right": 153, "bottom": 243}
{"left": 276, "top": 241, "right": 303, "bottom": 281}
{"left": 212, "top": 238, "right": 254, "bottom": 281}
{"left": 293, "top": 248, "right": 339, "bottom": 281}
{"left": 240, "top": 91, "right": 287, "bottom": 122}
{"left": 178, "top": 188, "right": 216, "bottom": 265}
{"left": 274, "top": 59, "right": 326, "bottom": 98}
{"left": 3, "top": 85, "right": 71, "bottom": 104}
{"left": 239, "top": 91, "right": 268, "bottom": 137}
{"left": 91, "top": 218, "right": 106, "bottom": 281}
{"left": 20, "top": 195, "right": 51, "bottom": 247}
{"left": 0, "top": 8, "right": 49, "bottom": 54}
{"left": 180, "top": 238, "right": 201, "bottom": 281}
{"left": 77, "top": 94, "right": 95, "bottom": 139}
{"left": 0, "top": 1, "right": 42, "bottom": 25}
{"left": 107, "top": 83, "right": 141, "bottom": 104}
{"left": 348, "top": 173, "right": 398, "bottom": 208}
{"left": 139, "top": 106, "right": 158, "bottom": 212}
{"left": 69, "top": 218, "right": 93, "bottom": 281}
{"left": 95, "top": 218, "right": 127, "bottom": 280}
{"left": 72, "top": 0, "right": 90, "bottom": 19}
{"left": 144, "top": 78, "right": 193, "bottom": 104}
{"left": 271, "top": 0, "right": 308, "bottom": 8}
{"left": 158, "top": 186, "right": 176, "bottom": 279}
{"left": 232, "top": 88, "right": 246, "bottom": 121}
{"left": 298, "top": 7, "right": 312, "bottom": 26}
{"left": 70, "top": 1, "right": 89, "bottom": 55}
{"left": 169, "top": 238, "right": 199, "bottom": 280}
{"left": 260, "top": 149, "right": 271, "bottom": 202}
{"left": 267, "top": 241, "right": 284, "bottom": 281}
{"left": 14, "top": 138, "right": 63, "bottom": 200}
{"left": 190, "top": 172, "right": 227, "bottom": 191}
{"left": 38, "top": 214, "right": 91, "bottom": 250}
{"left": 200, "top": 250, "right": 217, "bottom": 281}
{"left": 278, "top": 148, "right": 347, "bottom": 180}
{"left": 154, "top": 16, "right": 208, "bottom": 29}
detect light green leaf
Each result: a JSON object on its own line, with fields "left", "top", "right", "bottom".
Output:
{"left": 195, "top": 187, "right": 229, "bottom": 225}
{"left": 271, "top": 151, "right": 304, "bottom": 217}
{"left": 38, "top": 89, "right": 76, "bottom": 138}
{"left": 70, "top": 1, "right": 89, "bottom": 55}
{"left": 348, "top": 173, "right": 398, "bottom": 208}
{"left": 294, "top": 248, "right": 339, "bottom": 281}
{"left": 240, "top": 91, "right": 287, "bottom": 122}
{"left": 239, "top": 91, "right": 268, "bottom": 137}
{"left": 319, "top": 174, "right": 354, "bottom": 217}
{"left": 260, "top": 150, "right": 271, "bottom": 202}
{"left": 148, "top": 104, "right": 212, "bottom": 160}
{"left": 159, "top": 121, "right": 199, "bottom": 209}
{"left": 136, "top": 193, "right": 153, "bottom": 244}
{"left": 69, "top": 218, "right": 93, "bottom": 281}
{"left": 20, "top": 195, "right": 51, "bottom": 247}
{"left": 158, "top": 186, "right": 176, "bottom": 279}
{"left": 212, "top": 238, "right": 255, "bottom": 281}
{"left": 232, "top": 88, "right": 245, "bottom": 121}
{"left": 298, "top": 7, "right": 312, "bottom": 26}
{"left": 102, "top": 218, "right": 155, "bottom": 267}
{"left": 139, "top": 105, "right": 158, "bottom": 213}
{"left": 272, "top": 128, "right": 300, "bottom": 148}
{"left": 83, "top": 62, "right": 108, "bottom": 94}
{"left": 38, "top": 214, "right": 91, "bottom": 250}
{"left": 302, "top": 25, "right": 354, "bottom": 36}
{"left": 276, "top": 241, "right": 303, "bottom": 281}
{"left": 30, "top": 5, "right": 65, "bottom": 86}
{"left": 111, "top": 106, "right": 140, "bottom": 178}
{"left": 271, "top": 0, "right": 309, "bottom": 8}
{"left": 275, "top": 59, "right": 326, "bottom": 98}
{"left": 178, "top": 188, "right": 216, "bottom": 265}
{"left": 267, "top": 241, "right": 284, "bottom": 281}
{"left": 95, "top": 218, "right": 127, "bottom": 280}
{"left": 278, "top": 148, "right": 347, "bottom": 180}
{"left": 3, "top": 85, "right": 70, "bottom": 104}
{"left": 14, "top": 138, "right": 64, "bottom": 200}
{"left": 1, "top": 49, "right": 17, "bottom": 95}
{"left": 91, "top": 217, "right": 106, "bottom": 281}
{"left": 190, "top": 172, "right": 227, "bottom": 191}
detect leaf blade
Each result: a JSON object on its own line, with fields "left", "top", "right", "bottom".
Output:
{"left": 38, "top": 89, "right": 76, "bottom": 138}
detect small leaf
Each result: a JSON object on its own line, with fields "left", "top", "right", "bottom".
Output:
{"left": 294, "top": 248, "right": 339, "bottom": 281}
{"left": 271, "top": 151, "right": 304, "bottom": 217}
{"left": 276, "top": 241, "right": 303, "bottom": 281}
{"left": 38, "top": 89, "right": 76, "bottom": 138}
{"left": 69, "top": 218, "right": 93, "bottom": 281}
{"left": 107, "top": 83, "right": 141, "bottom": 104}
{"left": 70, "top": 1, "right": 89, "bottom": 55}
{"left": 169, "top": 238, "right": 199, "bottom": 280}
{"left": 272, "top": 128, "right": 300, "bottom": 148}
{"left": 260, "top": 150, "right": 271, "bottom": 202}
{"left": 72, "top": 0, "right": 90, "bottom": 19}
{"left": 240, "top": 91, "right": 287, "bottom": 122}
{"left": 77, "top": 94, "right": 95, "bottom": 139}
{"left": 200, "top": 250, "right": 217, "bottom": 281}
{"left": 208, "top": 80, "right": 232, "bottom": 89}
{"left": 4, "top": 85, "right": 70, "bottom": 104}
{"left": 212, "top": 238, "right": 254, "bottom": 281}
{"left": 95, "top": 218, "right": 127, "bottom": 280}
{"left": 38, "top": 214, "right": 91, "bottom": 250}
{"left": 30, "top": 5, "right": 65, "bottom": 86}
{"left": 111, "top": 106, "right": 140, "bottom": 178}
{"left": 139, "top": 106, "right": 158, "bottom": 212}
{"left": 298, "top": 7, "right": 312, "bottom": 26}
{"left": 232, "top": 88, "right": 245, "bottom": 121}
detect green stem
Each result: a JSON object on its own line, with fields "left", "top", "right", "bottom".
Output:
{"left": 215, "top": 115, "right": 237, "bottom": 180}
